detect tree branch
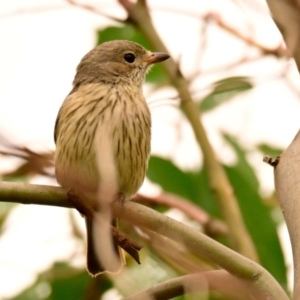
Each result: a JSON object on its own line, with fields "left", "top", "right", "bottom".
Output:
{"left": 66, "top": 0, "right": 124, "bottom": 23}
{"left": 265, "top": 0, "right": 300, "bottom": 71}
{"left": 135, "top": 193, "right": 228, "bottom": 237}
{"left": 124, "top": 270, "right": 258, "bottom": 300}
{"left": 274, "top": 129, "right": 300, "bottom": 298}
{"left": 0, "top": 181, "right": 70, "bottom": 207}
{"left": 204, "top": 12, "right": 286, "bottom": 57}
{"left": 0, "top": 181, "right": 289, "bottom": 300}
{"left": 117, "top": 0, "right": 258, "bottom": 262}
{"left": 145, "top": 230, "right": 214, "bottom": 274}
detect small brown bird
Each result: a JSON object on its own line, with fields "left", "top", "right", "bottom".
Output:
{"left": 54, "top": 40, "right": 169, "bottom": 276}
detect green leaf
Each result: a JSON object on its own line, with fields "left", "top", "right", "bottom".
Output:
{"left": 193, "top": 168, "right": 221, "bottom": 218}
{"left": 49, "top": 265, "right": 93, "bottom": 300}
{"left": 200, "top": 76, "right": 253, "bottom": 112}
{"left": 223, "top": 136, "right": 287, "bottom": 287}
{"left": 12, "top": 262, "right": 112, "bottom": 300}
{"left": 257, "top": 143, "right": 283, "bottom": 157}
{"left": 226, "top": 165, "right": 287, "bottom": 287}
{"left": 0, "top": 202, "right": 15, "bottom": 230}
{"left": 147, "top": 150, "right": 287, "bottom": 287}
{"left": 146, "top": 156, "right": 197, "bottom": 201}
{"left": 97, "top": 25, "right": 167, "bottom": 83}
{"left": 146, "top": 156, "right": 220, "bottom": 217}
{"left": 223, "top": 133, "right": 259, "bottom": 191}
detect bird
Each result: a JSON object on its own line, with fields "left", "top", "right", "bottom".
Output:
{"left": 54, "top": 40, "right": 169, "bottom": 276}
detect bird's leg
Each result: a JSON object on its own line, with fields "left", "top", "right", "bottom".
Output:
{"left": 67, "top": 189, "right": 143, "bottom": 265}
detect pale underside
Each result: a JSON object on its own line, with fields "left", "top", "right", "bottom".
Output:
{"left": 55, "top": 82, "right": 151, "bottom": 204}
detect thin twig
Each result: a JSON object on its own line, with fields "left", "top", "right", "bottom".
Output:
{"left": 204, "top": 12, "right": 287, "bottom": 57}
{"left": 66, "top": 0, "right": 124, "bottom": 23}
{"left": 0, "top": 5, "right": 67, "bottom": 18}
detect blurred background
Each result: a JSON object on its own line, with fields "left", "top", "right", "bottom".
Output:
{"left": 0, "top": 0, "right": 299, "bottom": 299}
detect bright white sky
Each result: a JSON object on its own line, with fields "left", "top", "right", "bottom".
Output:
{"left": 0, "top": 0, "right": 298, "bottom": 298}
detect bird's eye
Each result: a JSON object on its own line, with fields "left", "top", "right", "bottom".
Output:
{"left": 124, "top": 53, "right": 136, "bottom": 63}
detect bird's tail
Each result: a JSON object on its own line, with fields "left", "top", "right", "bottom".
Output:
{"left": 85, "top": 217, "right": 124, "bottom": 276}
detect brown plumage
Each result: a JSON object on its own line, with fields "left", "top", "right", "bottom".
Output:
{"left": 54, "top": 40, "right": 169, "bottom": 276}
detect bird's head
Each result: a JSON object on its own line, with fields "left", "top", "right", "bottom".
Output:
{"left": 73, "top": 40, "right": 169, "bottom": 88}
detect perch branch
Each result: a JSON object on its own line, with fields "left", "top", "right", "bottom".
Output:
{"left": 0, "top": 181, "right": 289, "bottom": 300}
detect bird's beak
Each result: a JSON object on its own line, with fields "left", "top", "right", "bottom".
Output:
{"left": 143, "top": 52, "right": 170, "bottom": 65}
